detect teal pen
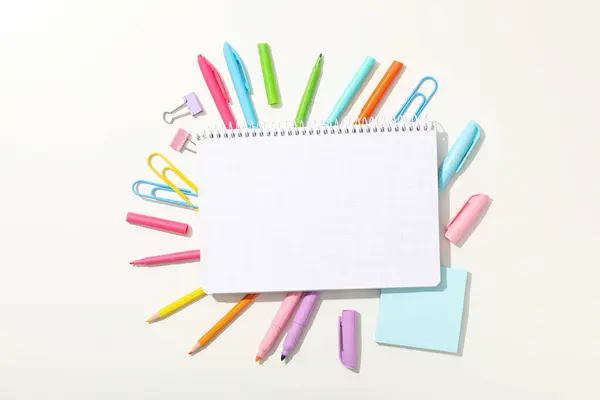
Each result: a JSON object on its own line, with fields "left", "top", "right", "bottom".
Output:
{"left": 223, "top": 42, "right": 258, "bottom": 127}
{"left": 324, "top": 56, "right": 375, "bottom": 125}
{"left": 438, "top": 120, "right": 481, "bottom": 192}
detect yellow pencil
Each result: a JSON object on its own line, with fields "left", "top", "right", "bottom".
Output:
{"left": 146, "top": 287, "right": 206, "bottom": 323}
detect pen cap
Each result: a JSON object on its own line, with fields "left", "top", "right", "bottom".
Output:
{"left": 338, "top": 310, "right": 358, "bottom": 370}
{"left": 257, "top": 43, "right": 279, "bottom": 105}
{"left": 126, "top": 212, "right": 189, "bottom": 235}
{"left": 445, "top": 194, "right": 489, "bottom": 244}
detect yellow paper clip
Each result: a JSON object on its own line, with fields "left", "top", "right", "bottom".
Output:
{"left": 147, "top": 152, "right": 198, "bottom": 211}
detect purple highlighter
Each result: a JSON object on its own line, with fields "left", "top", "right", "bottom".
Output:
{"left": 280, "top": 292, "right": 319, "bottom": 361}
{"left": 339, "top": 310, "right": 358, "bottom": 370}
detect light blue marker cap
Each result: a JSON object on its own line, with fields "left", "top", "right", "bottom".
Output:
{"left": 438, "top": 121, "right": 481, "bottom": 192}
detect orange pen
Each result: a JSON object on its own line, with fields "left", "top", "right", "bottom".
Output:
{"left": 354, "top": 61, "right": 403, "bottom": 124}
{"left": 189, "top": 293, "right": 259, "bottom": 354}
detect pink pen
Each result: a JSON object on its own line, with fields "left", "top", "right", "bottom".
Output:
{"left": 445, "top": 193, "right": 489, "bottom": 244}
{"left": 255, "top": 292, "right": 303, "bottom": 362}
{"left": 130, "top": 250, "right": 200, "bottom": 266}
{"left": 197, "top": 54, "right": 236, "bottom": 129}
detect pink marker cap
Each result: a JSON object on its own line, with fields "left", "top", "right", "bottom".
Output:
{"left": 126, "top": 212, "right": 189, "bottom": 235}
{"left": 170, "top": 128, "right": 192, "bottom": 152}
{"left": 445, "top": 193, "right": 489, "bottom": 244}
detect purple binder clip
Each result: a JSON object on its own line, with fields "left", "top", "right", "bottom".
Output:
{"left": 338, "top": 310, "right": 358, "bottom": 370}
{"left": 162, "top": 92, "right": 203, "bottom": 124}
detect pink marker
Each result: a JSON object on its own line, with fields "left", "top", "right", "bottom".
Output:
{"left": 445, "top": 193, "right": 489, "bottom": 244}
{"left": 255, "top": 292, "right": 303, "bottom": 362}
{"left": 130, "top": 250, "right": 200, "bottom": 266}
{"left": 126, "top": 212, "right": 189, "bottom": 235}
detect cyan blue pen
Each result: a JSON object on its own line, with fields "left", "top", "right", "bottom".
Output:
{"left": 223, "top": 42, "right": 258, "bottom": 127}
{"left": 438, "top": 120, "right": 481, "bottom": 192}
{"left": 324, "top": 56, "right": 375, "bottom": 125}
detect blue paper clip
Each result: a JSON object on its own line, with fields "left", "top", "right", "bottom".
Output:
{"left": 132, "top": 180, "right": 198, "bottom": 210}
{"left": 394, "top": 76, "right": 438, "bottom": 121}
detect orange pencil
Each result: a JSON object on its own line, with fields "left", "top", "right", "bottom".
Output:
{"left": 188, "top": 293, "right": 259, "bottom": 354}
{"left": 354, "top": 60, "right": 403, "bottom": 124}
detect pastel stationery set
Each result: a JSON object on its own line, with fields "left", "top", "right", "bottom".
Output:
{"left": 126, "top": 41, "right": 489, "bottom": 366}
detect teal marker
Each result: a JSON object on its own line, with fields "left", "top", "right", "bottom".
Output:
{"left": 325, "top": 56, "right": 375, "bottom": 125}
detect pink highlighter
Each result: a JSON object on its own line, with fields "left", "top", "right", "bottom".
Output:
{"left": 445, "top": 193, "right": 489, "bottom": 244}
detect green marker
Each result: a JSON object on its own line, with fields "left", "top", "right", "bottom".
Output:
{"left": 295, "top": 54, "right": 323, "bottom": 127}
{"left": 258, "top": 43, "right": 279, "bottom": 105}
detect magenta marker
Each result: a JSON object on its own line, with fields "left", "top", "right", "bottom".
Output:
{"left": 280, "top": 292, "right": 319, "bottom": 361}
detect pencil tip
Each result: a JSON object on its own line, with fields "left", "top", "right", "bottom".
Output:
{"left": 189, "top": 343, "right": 201, "bottom": 354}
{"left": 146, "top": 313, "right": 159, "bottom": 323}
{"left": 255, "top": 356, "right": 261, "bottom": 362}
{"left": 280, "top": 355, "right": 286, "bottom": 361}
{"left": 319, "top": 53, "right": 322, "bottom": 58}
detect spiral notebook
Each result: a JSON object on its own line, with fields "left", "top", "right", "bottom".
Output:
{"left": 197, "top": 121, "right": 440, "bottom": 294}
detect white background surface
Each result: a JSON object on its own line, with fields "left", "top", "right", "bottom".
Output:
{"left": 1, "top": 1, "right": 599, "bottom": 399}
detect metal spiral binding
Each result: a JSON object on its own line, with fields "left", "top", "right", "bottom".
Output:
{"left": 195, "top": 117, "right": 435, "bottom": 141}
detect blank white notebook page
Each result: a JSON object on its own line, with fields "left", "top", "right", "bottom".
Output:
{"left": 197, "top": 126, "right": 440, "bottom": 293}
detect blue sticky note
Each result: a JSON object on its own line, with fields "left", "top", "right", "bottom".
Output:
{"left": 375, "top": 267, "right": 468, "bottom": 353}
